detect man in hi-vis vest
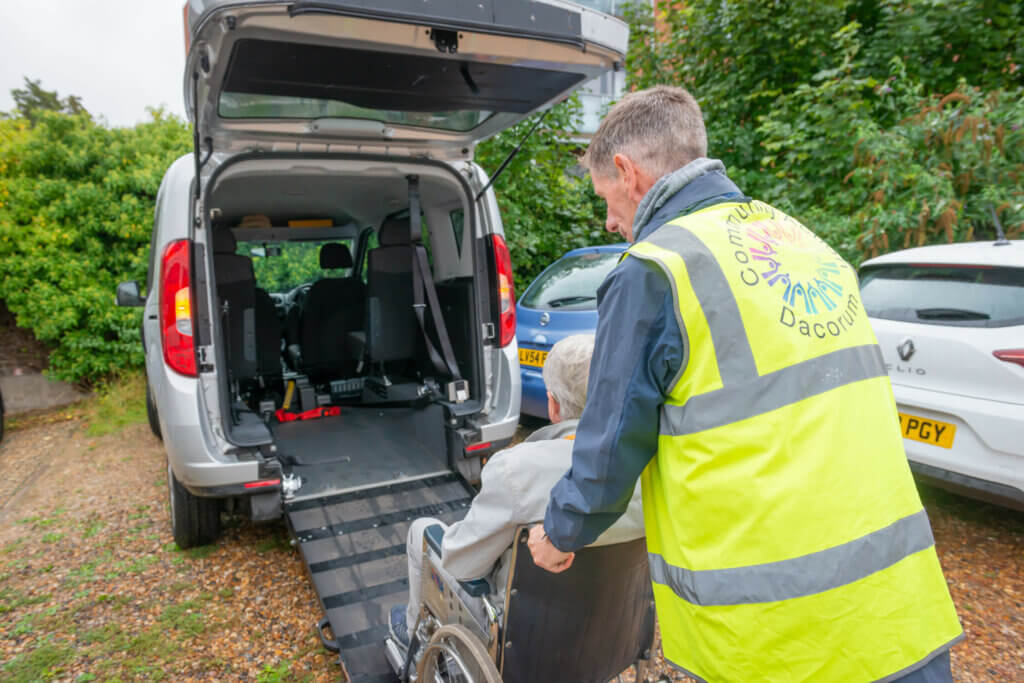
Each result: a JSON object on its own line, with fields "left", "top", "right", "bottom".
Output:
{"left": 527, "top": 86, "right": 962, "bottom": 682}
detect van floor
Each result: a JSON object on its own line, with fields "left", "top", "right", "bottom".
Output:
{"left": 270, "top": 403, "right": 450, "bottom": 500}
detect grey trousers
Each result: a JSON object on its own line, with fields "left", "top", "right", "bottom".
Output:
{"left": 404, "top": 517, "right": 446, "bottom": 640}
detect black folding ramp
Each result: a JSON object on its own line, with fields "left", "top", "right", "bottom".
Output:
{"left": 286, "top": 472, "right": 474, "bottom": 683}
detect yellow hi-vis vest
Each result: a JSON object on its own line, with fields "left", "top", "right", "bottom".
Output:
{"left": 627, "top": 200, "right": 962, "bottom": 682}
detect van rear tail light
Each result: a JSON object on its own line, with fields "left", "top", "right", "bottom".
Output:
{"left": 993, "top": 349, "right": 1024, "bottom": 369}
{"left": 491, "top": 234, "right": 516, "bottom": 347}
{"left": 160, "top": 239, "right": 197, "bottom": 377}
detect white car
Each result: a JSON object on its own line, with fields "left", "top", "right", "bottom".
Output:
{"left": 859, "top": 239, "right": 1024, "bottom": 510}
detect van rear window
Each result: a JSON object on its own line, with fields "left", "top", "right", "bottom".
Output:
{"left": 218, "top": 39, "right": 584, "bottom": 130}
{"left": 859, "top": 263, "right": 1024, "bottom": 327}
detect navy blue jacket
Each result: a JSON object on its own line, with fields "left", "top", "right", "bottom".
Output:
{"left": 543, "top": 169, "right": 745, "bottom": 551}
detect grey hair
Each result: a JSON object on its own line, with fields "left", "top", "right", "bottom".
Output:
{"left": 581, "top": 85, "right": 707, "bottom": 180}
{"left": 542, "top": 334, "right": 596, "bottom": 421}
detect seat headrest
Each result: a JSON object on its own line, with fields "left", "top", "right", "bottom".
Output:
{"left": 379, "top": 217, "right": 414, "bottom": 247}
{"left": 212, "top": 229, "right": 237, "bottom": 254}
{"left": 320, "top": 242, "right": 354, "bottom": 269}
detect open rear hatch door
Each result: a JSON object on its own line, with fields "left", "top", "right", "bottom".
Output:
{"left": 185, "top": 0, "right": 628, "bottom": 160}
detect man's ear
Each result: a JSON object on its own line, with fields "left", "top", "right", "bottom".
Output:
{"left": 613, "top": 153, "right": 636, "bottom": 194}
{"left": 614, "top": 153, "right": 657, "bottom": 203}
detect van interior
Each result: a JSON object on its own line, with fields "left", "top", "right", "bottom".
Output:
{"left": 203, "top": 160, "right": 490, "bottom": 497}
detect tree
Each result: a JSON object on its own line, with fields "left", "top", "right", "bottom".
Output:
{"left": 5, "top": 77, "right": 88, "bottom": 125}
{"left": 624, "top": 0, "right": 1024, "bottom": 263}
{"left": 475, "top": 96, "right": 612, "bottom": 285}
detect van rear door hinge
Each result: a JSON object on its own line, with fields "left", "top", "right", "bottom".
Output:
{"left": 482, "top": 323, "right": 496, "bottom": 341}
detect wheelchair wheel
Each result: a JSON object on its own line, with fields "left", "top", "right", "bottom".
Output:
{"left": 416, "top": 624, "right": 502, "bottom": 683}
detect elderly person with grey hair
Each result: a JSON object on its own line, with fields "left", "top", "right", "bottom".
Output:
{"left": 388, "top": 334, "right": 644, "bottom": 653}
{"left": 528, "top": 85, "right": 961, "bottom": 683}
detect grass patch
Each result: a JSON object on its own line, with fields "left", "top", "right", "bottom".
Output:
{"left": 257, "top": 660, "right": 293, "bottom": 682}
{"left": 41, "top": 532, "right": 65, "bottom": 543}
{"left": 0, "top": 587, "right": 51, "bottom": 614}
{"left": 85, "top": 372, "right": 147, "bottom": 437}
{"left": 1, "top": 538, "right": 26, "bottom": 555}
{"left": 2, "top": 639, "right": 75, "bottom": 680}
{"left": 126, "top": 556, "right": 159, "bottom": 574}
{"left": 185, "top": 544, "right": 217, "bottom": 560}
{"left": 159, "top": 600, "right": 206, "bottom": 636}
{"left": 82, "top": 520, "right": 105, "bottom": 538}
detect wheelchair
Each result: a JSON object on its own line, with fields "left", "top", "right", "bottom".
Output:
{"left": 385, "top": 524, "right": 656, "bottom": 683}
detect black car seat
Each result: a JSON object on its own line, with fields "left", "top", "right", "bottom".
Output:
{"left": 348, "top": 218, "right": 418, "bottom": 369}
{"left": 212, "top": 229, "right": 282, "bottom": 394}
{"left": 212, "top": 229, "right": 259, "bottom": 390}
{"left": 298, "top": 242, "right": 365, "bottom": 382}
{"left": 254, "top": 287, "right": 283, "bottom": 391}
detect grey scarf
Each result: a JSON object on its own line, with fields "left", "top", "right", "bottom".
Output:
{"left": 632, "top": 157, "right": 726, "bottom": 237}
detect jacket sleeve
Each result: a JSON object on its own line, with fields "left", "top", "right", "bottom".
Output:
{"left": 543, "top": 258, "right": 684, "bottom": 551}
{"left": 440, "top": 452, "right": 521, "bottom": 581}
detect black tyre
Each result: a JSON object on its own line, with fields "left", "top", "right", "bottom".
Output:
{"left": 146, "top": 382, "right": 162, "bottom": 441}
{"left": 167, "top": 460, "right": 221, "bottom": 548}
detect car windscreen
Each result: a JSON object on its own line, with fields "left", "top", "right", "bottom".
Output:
{"left": 241, "top": 239, "right": 355, "bottom": 294}
{"left": 859, "top": 263, "right": 1024, "bottom": 327}
{"left": 520, "top": 251, "right": 621, "bottom": 311}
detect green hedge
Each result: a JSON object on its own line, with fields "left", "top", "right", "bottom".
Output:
{"left": 0, "top": 111, "right": 191, "bottom": 383}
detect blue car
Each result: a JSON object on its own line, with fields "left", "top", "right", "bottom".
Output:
{"left": 516, "top": 243, "right": 629, "bottom": 418}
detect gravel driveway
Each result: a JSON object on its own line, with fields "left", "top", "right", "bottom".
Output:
{"left": 1, "top": 411, "right": 1021, "bottom": 681}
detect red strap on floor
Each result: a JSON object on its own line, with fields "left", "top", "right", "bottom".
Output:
{"left": 275, "top": 406, "right": 341, "bottom": 423}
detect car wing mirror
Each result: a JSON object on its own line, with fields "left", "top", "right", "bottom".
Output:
{"left": 115, "top": 280, "right": 145, "bottom": 307}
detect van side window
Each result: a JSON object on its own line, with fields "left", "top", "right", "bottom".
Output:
{"left": 449, "top": 209, "right": 464, "bottom": 258}
{"left": 361, "top": 229, "right": 379, "bottom": 284}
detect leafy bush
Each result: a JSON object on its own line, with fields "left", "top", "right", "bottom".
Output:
{"left": 476, "top": 96, "right": 611, "bottom": 286}
{"left": 0, "top": 110, "right": 191, "bottom": 383}
{"left": 626, "top": 0, "right": 1024, "bottom": 264}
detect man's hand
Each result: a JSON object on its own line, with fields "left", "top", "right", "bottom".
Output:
{"left": 528, "top": 524, "right": 575, "bottom": 573}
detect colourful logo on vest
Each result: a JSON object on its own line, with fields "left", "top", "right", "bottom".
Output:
{"left": 725, "top": 202, "right": 861, "bottom": 340}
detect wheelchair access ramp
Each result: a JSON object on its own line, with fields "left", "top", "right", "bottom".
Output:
{"left": 285, "top": 472, "right": 474, "bottom": 683}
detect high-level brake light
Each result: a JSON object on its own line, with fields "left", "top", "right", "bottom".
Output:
{"left": 160, "top": 240, "right": 197, "bottom": 377}
{"left": 491, "top": 234, "right": 516, "bottom": 347}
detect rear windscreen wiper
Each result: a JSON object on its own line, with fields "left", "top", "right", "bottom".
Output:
{"left": 916, "top": 307, "right": 990, "bottom": 320}
{"left": 547, "top": 295, "right": 596, "bottom": 308}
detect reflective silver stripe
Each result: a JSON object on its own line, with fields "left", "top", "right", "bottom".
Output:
{"left": 644, "top": 223, "right": 758, "bottom": 385}
{"left": 648, "top": 509, "right": 935, "bottom": 606}
{"left": 660, "top": 343, "right": 886, "bottom": 436}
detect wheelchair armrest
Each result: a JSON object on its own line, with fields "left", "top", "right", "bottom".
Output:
{"left": 423, "top": 524, "right": 492, "bottom": 598}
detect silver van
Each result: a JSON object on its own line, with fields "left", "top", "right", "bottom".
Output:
{"left": 116, "top": 2, "right": 625, "bottom": 546}
{"left": 117, "top": 3, "right": 625, "bottom": 675}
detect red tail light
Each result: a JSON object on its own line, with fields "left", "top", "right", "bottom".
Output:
{"left": 994, "top": 349, "right": 1024, "bottom": 369}
{"left": 491, "top": 234, "right": 516, "bottom": 347}
{"left": 160, "top": 239, "right": 197, "bottom": 377}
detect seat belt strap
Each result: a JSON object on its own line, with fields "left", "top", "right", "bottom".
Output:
{"left": 408, "top": 175, "right": 463, "bottom": 382}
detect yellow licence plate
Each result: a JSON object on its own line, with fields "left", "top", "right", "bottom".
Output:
{"left": 519, "top": 348, "right": 548, "bottom": 368}
{"left": 899, "top": 413, "right": 956, "bottom": 449}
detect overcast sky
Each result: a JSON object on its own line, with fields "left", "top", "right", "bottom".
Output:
{"left": 0, "top": 1, "right": 188, "bottom": 127}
